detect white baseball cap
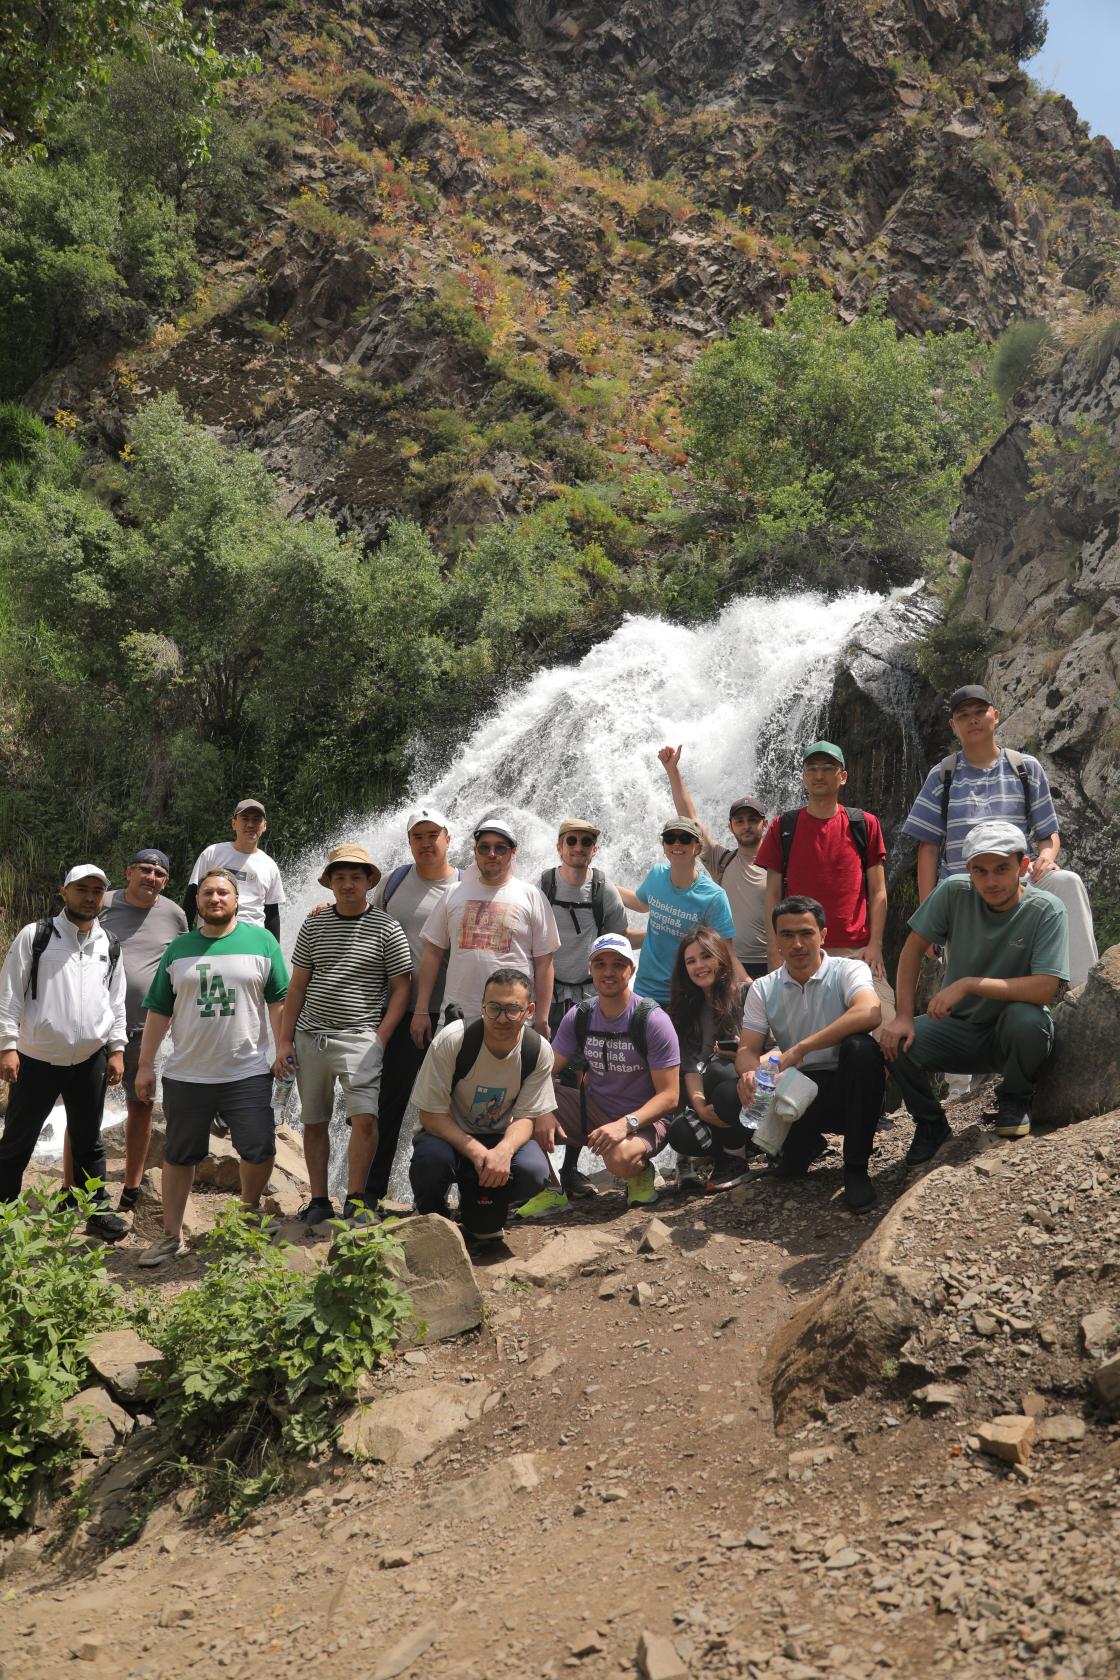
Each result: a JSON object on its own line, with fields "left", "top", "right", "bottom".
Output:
{"left": 962, "top": 820, "right": 1028, "bottom": 862}
{"left": 406, "top": 807, "right": 450, "bottom": 834}
{"left": 64, "top": 865, "right": 109, "bottom": 888}
{"left": 473, "top": 817, "right": 518, "bottom": 846}
{"left": 589, "top": 933, "right": 637, "bottom": 968}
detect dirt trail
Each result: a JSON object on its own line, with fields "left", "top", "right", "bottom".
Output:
{"left": 2, "top": 1104, "right": 1118, "bottom": 1680}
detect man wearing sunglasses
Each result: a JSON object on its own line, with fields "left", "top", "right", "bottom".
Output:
{"left": 410, "top": 967, "right": 556, "bottom": 1242}
{"left": 658, "top": 745, "right": 769, "bottom": 979}
{"left": 413, "top": 817, "right": 561, "bottom": 1044}
{"left": 540, "top": 819, "right": 629, "bottom": 1033}
{"left": 90, "top": 849, "right": 187, "bottom": 1213}
{"left": 618, "top": 818, "right": 740, "bottom": 1006}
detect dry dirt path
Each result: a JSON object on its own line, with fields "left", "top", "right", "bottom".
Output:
{"left": 2, "top": 1104, "right": 1118, "bottom": 1680}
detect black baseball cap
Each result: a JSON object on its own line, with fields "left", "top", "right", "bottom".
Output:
{"left": 729, "top": 796, "right": 766, "bottom": 819}
{"left": 130, "top": 848, "right": 170, "bottom": 872}
{"left": 949, "top": 685, "right": 994, "bottom": 714}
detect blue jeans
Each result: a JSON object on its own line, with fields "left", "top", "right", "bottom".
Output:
{"left": 410, "top": 1131, "right": 551, "bottom": 1235}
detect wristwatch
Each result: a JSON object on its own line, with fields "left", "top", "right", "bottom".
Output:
{"left": 624, "top": 1113, "right": 642, "bottom": 1134}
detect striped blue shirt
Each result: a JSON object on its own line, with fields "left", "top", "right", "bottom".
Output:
{"left": 901, "top": 749, "right": 1058, "bottom": 876}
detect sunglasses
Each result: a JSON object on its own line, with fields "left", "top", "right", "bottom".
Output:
{"left": 475, "top": 842, "right": 512, "bottom": 857}
{"left": 563, "top": 835, "right": 596, "bottom": 849}
{"left": 662, "top": 831, "right": 696, "bottom": 846}
{"left": 481, "top": 1001, "right": 529, "bottom": 1021}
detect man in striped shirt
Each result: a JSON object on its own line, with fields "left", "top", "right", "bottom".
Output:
{"left": 901, "top": 685, "right": 1098, "bottom": 986}
{"left": 275, "top": 845, "right": 412, "bottom": 1225}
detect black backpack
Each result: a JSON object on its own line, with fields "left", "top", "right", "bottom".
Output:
{"left": 778, "top": 807, "right": 869, "bottom": 895}
{"left": 571, "top": 995, "right": 655, "bottom": 1063}
{"left": 540, "top": 867, "right": 607, "bottom": 936}
{"left": 26, "top": 916, "right": 121, "bottom": 1000}
{"left": 937, "top": 749, "right": 1032, "bottom": 860}
{"left": 451, "top": 1017, "right": 544, "bottom": 1096}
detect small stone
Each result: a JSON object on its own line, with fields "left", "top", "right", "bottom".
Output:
{"left": 913, "top": 1383, "right": 961, "bottom": 1411}
{"left": 631, "top": 1281, "right": 654, "bottom": 1307}
{"left": 1094, "top": 1352, "right": 1120, "bottom": 1410}
{"left": 745, "top": 1526, "right": 772, "bottom": 1549}
{"left": 379, "top": 1549, "right": 413, "bottom": 1568}
{"left": 1036, "top": 1415, "right": 1085, "bottom": 1445}
{"left": 1021, "top": 1390, "right": 1048, "bottom": 1419}
{"left": 636, "top": 1629, "right": 688, "bottom": 1680}
{"left": 571, "top": 1634, "right": 605, "bottom": 1658}
{"left": 601, "top": 1488, "right": 626, "bottom": 1503}
{"left": 637, "top": 1218, "right": 673, "bottom": 1255}
{"left": 74, "top": 1637, "right": 104, "bottom": 1662}
{"left": 371, "top": 1621, "right": 440, "bottom": 1679}
{"left": 402, "top": 1350, "right": 428, "bottom": 1367}
{"left": 1038, "top": 1322, "right": 1059, "bottom": 1348}
{"left": 824, "top": 1548, "right": 861, "bottom": 1570}
{"left": 976, "top": 1414, "right": 1036, "bottom": 1465}
{"left": 526, "top": 1348, "right": 563, "bottom": 1380}
{"left": 84, "top": 1329, "right": 165, "bottom": 1403}
{"left": 598, "top": 1275, "right": 621, "bottom": 1299}
{"left": 1080, "top": 1309, "right": 1116, "bottom": 1357}
{"left": 972, "top": 1312, "right": 998, "bottom": 1338}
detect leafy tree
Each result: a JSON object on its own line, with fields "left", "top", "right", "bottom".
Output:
{"left": 1016, "top": 2, "right": 1048, "bottom": 60}
{"left": 685, "top": 284, "right": 999, "bottom": 567}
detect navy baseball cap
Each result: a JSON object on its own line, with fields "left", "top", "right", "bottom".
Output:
{"left": 130, "top": 849, "right": 170, "bottom": 872}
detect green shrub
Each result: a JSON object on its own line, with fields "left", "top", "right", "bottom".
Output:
{"left": 0, "top": 1189, "right": 124, "bottom": 1526}
{"left": 145, "top": 1208, "right": 412, "bottom": 1508}
{"left": 914, "top": 615, "right": 1007, "bottom": 697}
{"left": 991, "top": 319, "right": 1052, "bottom": 407}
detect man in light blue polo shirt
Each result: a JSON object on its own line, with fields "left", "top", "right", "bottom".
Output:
{"left": 735, "top": 894, "right": 884, "bottom": 1211}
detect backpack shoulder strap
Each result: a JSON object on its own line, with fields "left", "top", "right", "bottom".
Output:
{"left": 589, "top": 869, "right": 606, "bottom": 933}
{"left": 382, "top": 863, "right": 412, "bottom": 909}
{"left": 937, "top": 752, "right": 959, "bottom": 835}
{"left": 451, "top": 1018, "right": 487, "bottom": 1091}
{"left": 27, "top": 916, "right": 58, "bottom": 1000}
{"left": 573, "top": 998, "right": 595, "bottom": 1053}
{"left": 540, "top": 867, "right": 558, "bottom": 905}
{"left": 778, "top": 809, "right": 801, "bottom": 895}
{"left": 519, "top": 1027, "right": 543, "bottom": 1086}
{"left": 628, "top": 997, "right": 656, "bottom": 1061}
{"left": 846, "top": 808, "right": 868, "bottom": 871}
{"left": 105, "top": 930, "right": 121, "bottom": 984}
{"left": 1003, "top": 749, "right": 1033, "bottom": 829}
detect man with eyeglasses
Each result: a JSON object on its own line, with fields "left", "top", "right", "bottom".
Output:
{"left": 412, "top": 817, "right": 560, "bottom": 1043}
{"left": 617, "top": 818, "right": 739, "bottom": 1006}
{"left": 540, "top": 819, "right": 629, "bottom": 1033}
{"left": 658, "top": 745, "right": 770, "bottom": 979}
{"left": 94, "top": 849, "right": 188, "bottom": 1213}
{"left": 410, "top": 967, "right": 556, "bottom": 1242}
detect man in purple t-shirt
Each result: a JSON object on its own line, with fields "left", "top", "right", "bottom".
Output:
{"left": 519, "top": 934, "right": 680, "bottom": 1215}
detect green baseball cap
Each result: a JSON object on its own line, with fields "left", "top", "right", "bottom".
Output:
{"left": 802, "top": 740, "right": 846, "bottom": 767}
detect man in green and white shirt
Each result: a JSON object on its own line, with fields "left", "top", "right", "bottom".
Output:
{"left": 276, "top": 844, "right": 412, "bottom": 1225}
{"left": 134, "top": 867, "right": 290, "bottom": 1266}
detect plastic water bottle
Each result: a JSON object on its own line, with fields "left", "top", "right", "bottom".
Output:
{"left": 271, "top": 1058, "right": 295, "bottom": 1112}
{"left": 740, "top": 1052, "right": 781, "bottom": 1130}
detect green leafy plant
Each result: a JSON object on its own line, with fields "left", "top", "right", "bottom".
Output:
{"left": 0, "top": 1187, "right": 124, "bottom": 1526}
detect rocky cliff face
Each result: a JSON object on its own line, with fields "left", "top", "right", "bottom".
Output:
{"left": 950, "top": 337, "right": 1120, "bottom": 936}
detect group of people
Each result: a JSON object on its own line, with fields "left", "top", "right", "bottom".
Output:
{"left": 0, "top": 684, "right": 1097, "bottom": 1257}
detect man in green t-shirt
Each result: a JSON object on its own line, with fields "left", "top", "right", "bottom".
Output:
{"left": 133, "top": 867, "right": 290, "bottom": 1266}
{"left": 882, "top": 820, "right": 1069, "bottom": 1164}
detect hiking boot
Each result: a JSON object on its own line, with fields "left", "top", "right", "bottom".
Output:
{"left": 514, "top": 1188, "right": 571, "bottom": 1220}
{"left": 117, "top": 1184, "right": 142, "bottom": 1214}
{"left": 298, "top": 1197, "right": 336, "bottom": 1225}
{"left": 842, "top": 1169, "right": 876, "bottom": 1212}
{"left": 342, "top": 1196, "right": 379, "bottom": 1225}
{"left": 626, "top": 1163, "right": 658, "bottom": 1207}
{"left": 560, "top": 1166, "right": 598, "bottom": 1200}
{"left": 905, "top": 1118, "right": 951, "bottom": 1166}
{"left": 986, "top": 1099, "right": 1031, "bottom": 1140}
{"left": 86, "top": 1207, "right": 129, "bottom": 1241}
{"left": 675, "top": 1159, "right": 707, "bottom": 1192}
{"left": 138, "top": 1230, "right": 188, "bottom": 1267}
{"left": 706, "top": 1155, "right": 751, "bottom": 1193}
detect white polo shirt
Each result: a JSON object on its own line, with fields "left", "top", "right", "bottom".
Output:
{"left": 741, "top": 953, "right": 875, "bottom": 1071}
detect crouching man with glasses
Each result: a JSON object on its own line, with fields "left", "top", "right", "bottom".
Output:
{"left": 410, "top": 968, "right": 557, "bottom": 1244}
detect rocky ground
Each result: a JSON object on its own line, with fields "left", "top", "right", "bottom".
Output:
{"left": 1, "top": 1090, "right": 1118, "bottom": 1680}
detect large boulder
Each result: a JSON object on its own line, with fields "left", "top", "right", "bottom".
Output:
{"left": 337, "top": 1382, "right": 497, "bottom": 1467}
{"left": 383, "top": 1214, "right": 483, "bottom": 1348}
{"left": 1033, "top": 944, "right": 1120, "bottom": 1126}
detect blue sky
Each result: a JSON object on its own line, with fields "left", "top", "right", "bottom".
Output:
{"left": 1032, "top": 1, "right": 1120, "bottom": 144}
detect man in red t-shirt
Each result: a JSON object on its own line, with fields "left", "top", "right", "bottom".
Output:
{"left": 756, "top": 741, "right": 894, "bottom": 1022}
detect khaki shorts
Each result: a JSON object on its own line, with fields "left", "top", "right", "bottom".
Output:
{"left": 294, "top": 1028, "right": 384, "bottom": 1125}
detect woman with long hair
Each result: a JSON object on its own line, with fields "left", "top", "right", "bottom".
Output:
{"left": 666, "top": 926, "right": 754, "bottom": 1192}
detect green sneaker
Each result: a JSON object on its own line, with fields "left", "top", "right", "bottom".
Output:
{"left": 626, "top": 1163, "right": 658, "bottom": 1207}
{"left": 514, "top": 1188, "right": 571, "bottom": 1220}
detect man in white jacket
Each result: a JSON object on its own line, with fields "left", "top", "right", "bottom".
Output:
{"left": 0, "top": 865, "right": 128, "bottom": 1237}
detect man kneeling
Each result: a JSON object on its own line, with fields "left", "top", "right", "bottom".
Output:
{"left": 737, "top": 896, "right": 884, "bottom": 1211}
{"left": 881, "top": 820, "right": 1068, "bottom": 1163}
{"left": 409, "top": 969, "right": 555, "bottom": 1242}
{"left": 520, "top": 934, "right": 681, "bottom": 1215}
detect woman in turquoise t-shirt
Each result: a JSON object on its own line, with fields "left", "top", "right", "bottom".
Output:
{"left": 618, "top": 818, "right": 738, "bottom": 1004}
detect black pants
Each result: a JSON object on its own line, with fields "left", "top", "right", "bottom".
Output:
{"left": 668, "top": 1059, "right": 751, "bottom": 1160}
{"left": 0, "top": 1049, "right": 110, "bottom": 1202}
{"left": 781, "top": 1033, "right": 885, "bottom": 1171}
{"left": 409, "top": 1131, "right": 551, "bottom": 1236}
{"left": 363, "top": 1011, "right": 437, "bottom": 1204}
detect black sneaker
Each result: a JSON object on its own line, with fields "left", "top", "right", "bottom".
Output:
{"left": 560, "top": 1166, "right": 598, "bottom": 1200}
{"left": 842, "top": 1169, "right": 876, "bottom": 1212}
{"left": 905, "top": 1118, "right": 951, "bottom": 1165}
{"left": 986, "top": 1099, "right": 1031, "bottom": 1140}
{"left": 342, "top": 1196, "right": 379, "bottom": 1226}
{"left": 298, "top": 1197, "right": 336, "bottom": 1224}
{"left": 86, "top": 1207, "right": 129, "bottom": 1241}
{"left": 772, "top": 1134, "right": 828, "bottom": 1178}
{"left": 118, "top": 1185, "right": 142, "bottom": 1213}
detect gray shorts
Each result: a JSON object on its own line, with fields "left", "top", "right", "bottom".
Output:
{"left": 161, "top": 1073, "right": 275, "bottom": 1166}
{"left": 294, "top": 1027, "right": 384, "bottom": 1126}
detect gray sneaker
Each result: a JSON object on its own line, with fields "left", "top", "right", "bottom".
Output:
{"left": 138, "top": 1230, "right": 188, "bottom": 1268}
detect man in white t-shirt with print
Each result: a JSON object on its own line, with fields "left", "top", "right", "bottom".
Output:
{"left": 134, "top": 867, "right": 289, "bottom": 1266}
{"left": 412, "top": 816, "right": 560, "bottom": 1041}
{"left": 185, "top": 799, "right": 286, "bottom": 938}
{"left": 410, "top": 967, "right": 556, "bottom": 1241}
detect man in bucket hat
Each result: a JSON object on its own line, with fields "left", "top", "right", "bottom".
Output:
{"left": 882, "top": 819, "right": 1069, "bottom": 1162}
{"left": 275, "top": 845, "right": 412, "bottom": 1224}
